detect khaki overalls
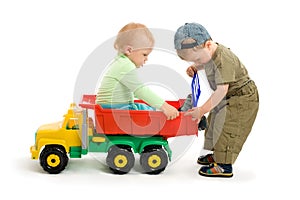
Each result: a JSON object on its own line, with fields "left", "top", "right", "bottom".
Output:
{"left": 203, "top": 44, "right": 259, "bottom": 164}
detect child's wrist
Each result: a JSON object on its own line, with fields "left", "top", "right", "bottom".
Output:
{"left": 198, "top": 107, "right": 205, "bottom": 118}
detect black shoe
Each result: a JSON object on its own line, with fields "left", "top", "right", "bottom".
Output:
{"left": 199, "top": 163, "right": 233, "bottom": 178}
{"left": 197, "top": 154, "right": 214, "bottom": 165}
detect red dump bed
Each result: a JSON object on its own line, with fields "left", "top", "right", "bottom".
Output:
{"left": 79, "top": 95, "right": 198, "bottom": 139}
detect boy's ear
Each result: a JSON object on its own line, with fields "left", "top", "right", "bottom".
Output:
{"left": 124, "top": 45, "right": 133, "bottom": 55}
{"left": 204, "top": 40, "right": 212, "bottom": 48}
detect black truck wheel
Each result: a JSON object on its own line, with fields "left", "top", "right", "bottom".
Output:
{"left": 106, "top": 145, "right": 135, "bottom": 174}
{"left": 140, "top": 146, "right": 168, "bottom": 175}
{"left": 39, "top": 146, "right": 69, "bottom": 174}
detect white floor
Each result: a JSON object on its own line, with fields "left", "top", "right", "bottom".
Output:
{"left": 8, "top": 129, "right": 298, "bottom": 200}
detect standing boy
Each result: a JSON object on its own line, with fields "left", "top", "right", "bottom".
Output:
{"left": 174, "top": 22, "right": 259, "bottom": 177}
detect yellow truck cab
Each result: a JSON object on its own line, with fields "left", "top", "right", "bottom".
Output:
{"left": 30, "top": 103, "right": 90, "bottom": 174}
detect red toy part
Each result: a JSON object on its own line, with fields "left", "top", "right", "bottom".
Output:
{"left": 79, "top": 95, "right": 198, "bottom": 139}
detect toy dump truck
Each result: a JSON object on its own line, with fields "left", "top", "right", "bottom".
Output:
{"left": 30, "top": 95, "right": 198, "bottom": 174}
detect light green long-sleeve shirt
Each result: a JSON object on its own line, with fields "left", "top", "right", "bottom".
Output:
{"left": 96, "top": 54, "right": 165, "bottom": 109}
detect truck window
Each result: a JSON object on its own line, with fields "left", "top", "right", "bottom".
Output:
{"left": 66, "top": 118, "right": 79, "bottom": 130}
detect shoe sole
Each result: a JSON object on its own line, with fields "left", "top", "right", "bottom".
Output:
{"left": 198, "top": 170, "right": 233, "bottom": 178}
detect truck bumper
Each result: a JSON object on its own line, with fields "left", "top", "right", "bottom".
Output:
{"left": 30, "top": 145, "right": 39, "bottom": 160}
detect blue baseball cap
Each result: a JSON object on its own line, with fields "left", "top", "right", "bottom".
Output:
{"left": 174, "top": 23, "right": 211, "bottom": 50}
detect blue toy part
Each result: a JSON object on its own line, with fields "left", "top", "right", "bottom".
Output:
{"left": 191, "top": 73, "right": 201, "bottom": 107}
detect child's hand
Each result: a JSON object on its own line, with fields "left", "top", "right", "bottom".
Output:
{"left": 184, "top": 107, "right": 204, "bottom": 124}
{"left": 186, "top": 65, "right": 197, "bottom": 78}
{"left": 160, "top": 102, "right": 179, "bottom": 120}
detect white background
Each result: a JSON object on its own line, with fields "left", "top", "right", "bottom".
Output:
{"left": 1, "top": 0, "right": 299, "bottom": 199}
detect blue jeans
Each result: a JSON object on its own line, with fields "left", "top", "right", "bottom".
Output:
{"left": 100, "top": 103, "right": 155, "bottom": 111}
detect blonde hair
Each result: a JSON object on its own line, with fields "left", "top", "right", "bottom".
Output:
{"left": 114, "top": 22, "right": 155, "bottom": 53}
